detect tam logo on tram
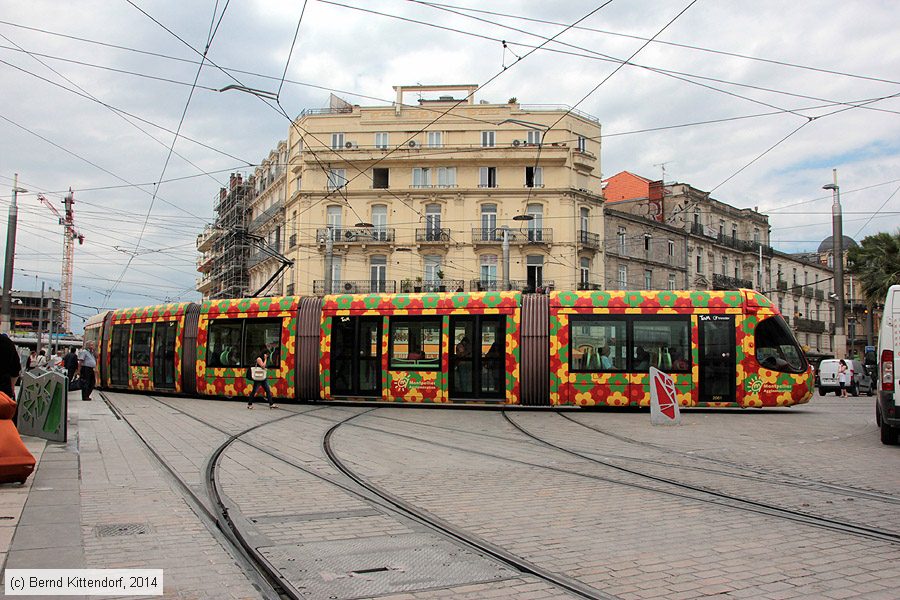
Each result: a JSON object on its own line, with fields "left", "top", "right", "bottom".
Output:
{"left": 82, "top": 289, "right": 813, "bottom": 408}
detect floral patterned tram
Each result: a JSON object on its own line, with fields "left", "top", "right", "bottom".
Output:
{"left": 83, "top": 289, "right": 813, "bottom": 408}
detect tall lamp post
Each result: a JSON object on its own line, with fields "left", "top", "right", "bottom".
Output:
{"left": 1, "top": 174, "right": 27, "bottom": 334}
{"left": 823, "top": 169, "right": 845, "bottom": 358}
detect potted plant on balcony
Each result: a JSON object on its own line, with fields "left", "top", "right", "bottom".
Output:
{"left": 436, "top": 270, "right": 446, "bottom": 292}
{"left": 414, "top": 276, "right": 423, "bottom": 293}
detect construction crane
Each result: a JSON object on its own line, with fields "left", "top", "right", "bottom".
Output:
{"left": 38, "top": 190, "right": 84, "bottom": 333}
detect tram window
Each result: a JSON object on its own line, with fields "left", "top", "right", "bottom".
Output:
{"left": 755, "top": 315, "right": 807, "bottom": 373}
{"left": 208, "top": 319, "right": 243, "bottom": 367}
{"left": 633, "top": 319, "right": 691, "bottom": 373}
{"left": 570, "top": 318, "right": 626, "bottom": 372}
{"left": 244, "top": 319, "right": 282, "bottom": 368}
{"left": 390, "top": 317, "right": 441, "bottom": 370}
{"left": 131, "top": 324, "right": 152, "bottom": 366}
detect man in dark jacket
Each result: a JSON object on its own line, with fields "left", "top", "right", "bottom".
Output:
{"left": 63, "top": 346, "right": 79, "bottom": 381}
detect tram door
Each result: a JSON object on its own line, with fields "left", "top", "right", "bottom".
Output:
{"left": 330, "top": 316, "right": 381, "bottom": 397}
{"left": 698, "top": 315, "right": 736, "bottom": 403}
{"left": 152, "top": 321, "right": 177, "bottom": 389}
{"left": 449, "top": 316, "right": 504, "bottom": 400}
{"left": 109, "top": 325, "right": 130, "bottom": 386}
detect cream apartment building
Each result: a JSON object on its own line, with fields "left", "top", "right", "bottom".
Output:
{"left": 283, "top": 85, "right": 604, "bottom": 295}
{"left": 247, "top": 141, "right": 289, "bottom": 295}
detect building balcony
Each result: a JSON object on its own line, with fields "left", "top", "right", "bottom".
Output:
{"left": 815, "top": 289, "right": 825, "bottom": 300}
{"left": 795, "top": 317, "right": 826, "bottom": 333}
{"left": 469, "top": 279, "right": 554, "bottom": 292}
{"left": 248, "top": 198, "right": 284, "bottom": 233}
{"left": 712, "top": 273, "right": 753, "bottom": 290}
{"left": 313, "top": 280, "right": 398, "bottom": 295}
{"left": 196, "top": 254, "right": 214, "bottom": 273}
{"left": 577, "top": 282, "right": 603, "bottom": 290}
{"left": 196, "top": 274, "right": 217, "bottom": 294}
{"left": 776, "top": 279, "right": 788, "bottom": 291}
{"left": 415, "top": 228, "right": 451, "bottom": 243}
{"left": 803, "top": 286, "right": 814, "bottom": 298}
{"left": 316, "top": 227, "right": 396, "bottom": 245}
{"left": 400, "top": 279, "right": 465, "bottom": 293}
{"left": 196, "top": 225, "right": 221, "bottom": 252}
{"left": 791, "top": 284, "right": 802, "bottom": 296}
{"left": 470, "top": 228, "right": 553, "bottom": 245}
{"left": 578, "top": 230, "right": 600, "bottom": 249}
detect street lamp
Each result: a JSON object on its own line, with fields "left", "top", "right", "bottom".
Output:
{"left": 1, "top": 174, "right": 27, "bottom": 334}
{"left": 823, "top": 169, "right": 845, "bottom": 358}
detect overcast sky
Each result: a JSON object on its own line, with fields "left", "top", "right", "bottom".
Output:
{"left": 1, "top": 1, "right": 899, "bottom": 331}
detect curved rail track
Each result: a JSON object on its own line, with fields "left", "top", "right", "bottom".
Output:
{"left": 103, "top": 394, "right": 619, "bottom": 600}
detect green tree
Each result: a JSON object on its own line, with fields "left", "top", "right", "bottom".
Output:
{"left": 847, "top": 231, "right": 900, "bottom": 304}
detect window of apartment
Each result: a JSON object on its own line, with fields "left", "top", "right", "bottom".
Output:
{"left": 734, "top": 263, "right": 740, "bottom": 280}
{"left": 618, "top": 265, "right": 628, "bottom": 289}
{"left": 577, "top": 136, "right": 587, "bottom": 152}
{"left": 668, "top": 240, "right": 675, "bottom": 261}
{"left": 373, "top": 168, "right": 389, "bottom": 189}
{"left": 480, "top": 255, "right": 498, "bottom": 287}
{"left": 370, "top": 255, "right": 387, "bottom": 292}
{"left": 427, "top": 131, "right": 443, "bottom": 147}
{"left": 644, "top": 269, "right": 653, "bottom": 289}
{"left": 668, "top": 274, "right": 677, "bottom": 290}
{"left": 424, "top": 255, "right": 442, "bottom": 283}
{"left": 375, "top": 132, "right": 389, "bottom": 149}
{"left": 722, "top": 255, "right": 728, "bottom": 275}
{"left": 372, "top": 205, "right": 388, "bottom": 240}
{"left": 412, "top": 167, "right": 432, "bottom": 188}
{"left": 580, "top": 207, "right": 590, "bottom": 233}
{"left": 617, "top": 227, "right": 627, "bottom": 256}
{"left": 731, "top": 223, "right": 738, "bottom": 239}
{"left": 696, "top": 253, "right": 702, "bottom": 274}
{"left": 327, "top": 169, "right": 347, "bottom": 190}
{"left": 527, "top": 129, "right": 543, "bottom": 145}
{"left": 526, "top": 255, "right": 544, "bottom": 289}
{"left": 644, "top": 234, "right": 652, "bottom": 253}
{"left": 693, "top": 208, "right": 701, "bottom": 226}
{"left": 792, "top": 268, "right": 798, "bottom": 285}
{"left": 437, "top": 167, "right": 456, "bottom": 187}
{"left": 331, "top": 133, "right": 345, "bottom": 149}
{"left": 479, "top": 167, "right": 498, "bottom": 188}
{"left": 481, "top": 131, "right": 495, "bottom": 147}
{"left": 481, "top": 204, "right": 497, "bottom": 240}
{"left": 580, "top": 257, "right": 590, "bottom": 286}
{"left": 525, "top": 166, "right": 543, "bottom": 188}
{"left": 527, "top": 204, "right": 544, "bottom": 242}
{"left": 719, "top": 220, "right": 725, "bottom": 237}
{"left": 753, "top": 227, "right": 760, "bottom": 243}
{"left": 425, "top": 204, "right": 442, "bottom": 239}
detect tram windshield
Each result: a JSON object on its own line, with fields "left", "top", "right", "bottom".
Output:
{"left": 755, "top": 315, "right": 807, "bottom": 373}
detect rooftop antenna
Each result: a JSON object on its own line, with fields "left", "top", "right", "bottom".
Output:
{"left": 653, "top": 161, "right": 672, "bottom": 183}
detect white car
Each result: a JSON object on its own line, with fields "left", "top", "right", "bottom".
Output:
{"left": 818, "top": 358, "right": 874, "bottom": 397}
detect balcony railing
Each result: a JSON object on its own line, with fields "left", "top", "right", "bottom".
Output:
{"left": 815, "top": 289, "right": 825, "bottom": 300}
{"left": 399, "top": 279, "right": 465, "bottom": 293}
{"left": 794, "top": 317, "right": 826, "bottom": 333}
{"left": 578, "top": 230, "right": 600, "bottom": 249}
{"left": 316, "top": 227, "right": 396, "bottom": 244}
{"left": 470, "top": 228, "right": 553, "bottom": 244}
{"left": 313, "top": 280, "right": 397, "bottom": 295}
{"left": 577, "top": 282, "right": 603, "bottom": 290}
{"left": 415, "top": 228, "right": 451, "bottom": 243}
{"left": 469, "top": 280, "right": 554, "bottom": 292}
{"left": 776, "top": 279, "right": 788, "bottom": 291}
{"left": 791, "top": 284, "right": 802, "bottom": 296}
{"left": 712, "top": 273, "right": 753, "bottom": 290}
{"left": 248, "top": 198, "right": 284, "bottom": 232}
{"left": 803, "top": 286, "right": 814, "bottom": 298}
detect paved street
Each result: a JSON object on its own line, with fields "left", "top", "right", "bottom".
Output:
{"left": 2, "top": 391, "right": 899, "bottom": 599}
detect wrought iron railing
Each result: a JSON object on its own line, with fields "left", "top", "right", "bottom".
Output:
{"left": 415, "top": 228, "right": 451, "bottom": 243}
{"left": 795, "top": 317, "right": 826, "bottom": 333}
{"left": 578, "top": 230, "right": 600, "bottom": 249}
{"left": 313, "top": 280, "right": 397, "bottom": 295}
{"left": 777, "top": 279, "right": 788, "bottom": 291}
{"left": 815, "top": 289, "right": 825, "bottom": 300}
{"left": 577, "top": 282, "right": 603, "bottom": 290}
{"left": 399, "top": 279, "right": 465, "bottom": 293}
{"left": 316, "top": 227, "right": 396, "bottom": 244}
{"left": 712, "top": 273, "right": 753, "bottom": 290}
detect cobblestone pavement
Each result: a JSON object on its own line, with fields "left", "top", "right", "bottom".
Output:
{"left": 2, "top": 392, "right": 899, "bottom": 599}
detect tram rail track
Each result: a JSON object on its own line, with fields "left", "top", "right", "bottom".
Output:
{"left": 108, "top": 394, "right": 615, "bottom": 600}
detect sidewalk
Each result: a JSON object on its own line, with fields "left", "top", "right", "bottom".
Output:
{"left": 0, "top": 396, "right": 261, "bottom": 599}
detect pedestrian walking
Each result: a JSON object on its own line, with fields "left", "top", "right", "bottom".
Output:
{"left": 63, "top": 347, "right": 79, "bottom": 381}
{"left": 838, "top": 359, "right": 849, "bottom": 398}
{"left": 77, "top": 340, "right": 97, "bottom": 401}
{"left": 246, "top": 347, "right": 275, "bottom": 409}
{"left": 32, "top": 350, "right": 48, "bottom": 369}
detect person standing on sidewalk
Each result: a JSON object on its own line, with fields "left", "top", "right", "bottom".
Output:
{"left": 0, "top": 333, "right": 21, "bottom": 399}
{"left": 77, "top": 340, "right": 97, "bottom": 401}
{"left": 246, "top": 347, "right": 275, "bottom": 409}
{"left": 838, "top": 359, "right": 849, "bottom": 398}
{"left": 63, "top": 346, "right": 79, "bottom": 381}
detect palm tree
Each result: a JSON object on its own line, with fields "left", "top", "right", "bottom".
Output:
{"left": 847, "top": 231, "right": 900, "bottom": 304}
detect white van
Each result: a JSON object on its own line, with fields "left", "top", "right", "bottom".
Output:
{"left": 876, "top": 284, "right": 900, "bottom": 444}
{"left": 818, "top": 358, "right": 873, "bottom": 397}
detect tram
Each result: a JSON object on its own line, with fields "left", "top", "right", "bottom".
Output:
{"left": 83, "top": 289, "right": 814, "bottom": 408}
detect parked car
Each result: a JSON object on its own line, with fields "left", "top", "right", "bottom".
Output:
{"left": 818, "top": 358, "right": 874, "bottom": 397}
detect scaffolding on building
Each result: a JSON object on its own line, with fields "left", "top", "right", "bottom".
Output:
{"left": 205, "top": 173, "right": 252, "bottom": 299}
